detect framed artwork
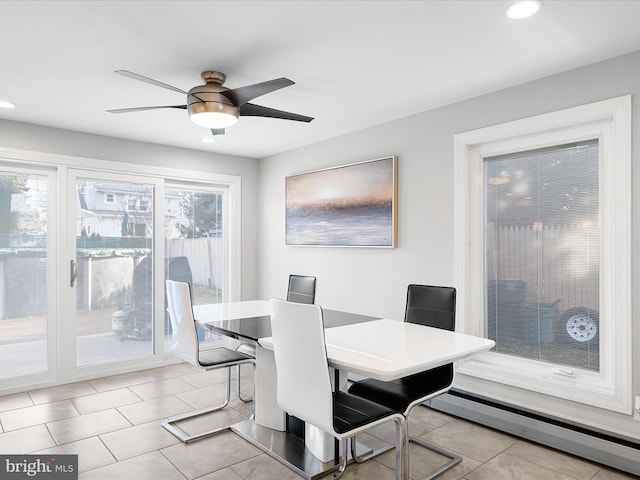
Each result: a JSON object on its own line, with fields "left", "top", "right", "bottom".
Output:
{"left": 285, "top": 156, "right": 397, "bottom": 247}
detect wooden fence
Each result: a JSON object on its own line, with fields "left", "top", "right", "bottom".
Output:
{"left": 166, "top": 237, "right": 224, "bottom": 290}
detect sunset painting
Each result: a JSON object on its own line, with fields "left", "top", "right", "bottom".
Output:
{"left": 285, "top": 156, "right": 397, "bottom": 247}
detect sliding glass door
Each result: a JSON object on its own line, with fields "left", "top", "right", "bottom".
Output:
{"left": 0, "top": 152, "right": 238, "bottom": 393}
{"left": 69, "top": 170, "right": 161, "bottom": 369}
{"left": 0, "top": 166, "right": 54, "bottom": 382}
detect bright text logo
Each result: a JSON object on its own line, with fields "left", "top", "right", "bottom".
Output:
{"left": 0, "top": 455, "right": 77, "bottom": 479}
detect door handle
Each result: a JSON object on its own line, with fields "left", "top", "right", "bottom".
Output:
{"left": 70, "top": 259, "right": 77, "bottom": 287}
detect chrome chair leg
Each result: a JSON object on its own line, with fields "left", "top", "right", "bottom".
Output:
{"left": 237, "top": 364, "right": 254, "bottom": 402}
{"left": 410, "top": 436, "right": 461, "bottom": 480}
{"left": 331, "top": 438, "right": 349, "bottom": 479}
{"left": 246, "top": 362, "right": 256, "bottom": 420}
{"left": 349, "top": 417, "right": 407, "bottom": 480}
{"left": 352, "top": 414, "right": 458, "bottom": 480}
{"left": 161, "top": 367, "right": 233, "bottom": 443}
{"left": 351, "top": 436, "right": 395, "bottom": 462}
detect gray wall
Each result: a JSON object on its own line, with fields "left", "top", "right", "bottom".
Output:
{"left": 0, "top": 120, "right": 260, "bottom": 299}
{"left": 257, "top": 50, "right": 640, "bottom": 440}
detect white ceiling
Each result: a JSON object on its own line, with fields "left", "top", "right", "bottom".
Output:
{"left": 2, "top": 1, "right": 640, "bottom": 159}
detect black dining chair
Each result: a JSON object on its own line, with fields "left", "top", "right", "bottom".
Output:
{"left": 270, "top": 298, "right": 406, "bottom": 479}
{"left": 235, "top": 274, "right": 316, "bottom": 401}
{"left": 162, "top": 280, "right": 255, "bottom": 443}
{"left": 348, "top": 284, "right": 460, "bottom": 480}
{"left": 286, "top": 274, "right": 317, "bottom": 304}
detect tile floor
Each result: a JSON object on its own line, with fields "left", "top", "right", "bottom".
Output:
{"left": 0, "top": 363, "right": 636, "bottom": 480}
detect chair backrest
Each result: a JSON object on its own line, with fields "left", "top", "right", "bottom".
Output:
{"left": 166, "top": 280, "right": 199, "bottom": 366}
{"left": 270, "top": 298, "right": 335, "bottom": 435}
{"left": 405, "top": 284, "right": 456, "bottom": 331}
{"left": 286, "top": 275, "right": 316, "bottom": 304}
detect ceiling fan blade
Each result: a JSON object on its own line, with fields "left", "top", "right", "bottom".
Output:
{"left": 114, "top": 70, "right": 189, "bottom": 95}
{"left": 239, "top": 103, "right": 314, "bottom": 123}
{"left": 106, "top": 105, "right": 187, "bottom": 113}
{"left": 221, "top": 78, "right": 294, "bottom": 106}
{"left": 211, "top": 128, "right": 225, "bottom": 136}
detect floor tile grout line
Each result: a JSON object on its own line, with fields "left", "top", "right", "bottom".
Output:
{"left": 42, "top": 421, "right": 58, "bottom": 448}
{"left": 93, "top": 432, "right": 127, "bottom": 472}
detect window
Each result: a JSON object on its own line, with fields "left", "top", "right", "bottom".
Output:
{"left": 485, "top": 140, "right": 600, "bottom": 371}
{"left": 105, "top": 193, "right": 114, "bottom": 203}
{"left": 454, "top": 96, "right": 631, "bottom": 414}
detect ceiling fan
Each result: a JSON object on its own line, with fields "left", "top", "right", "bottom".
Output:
{"left": 107, "top": 70, "right": 314, "bottom": 137}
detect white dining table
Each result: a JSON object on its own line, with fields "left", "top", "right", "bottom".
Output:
{"left": 194, "top": 300, "right": 495, "bottom": 480}
{"left": 260, "top": 318, "right": 495, "bottom": 382}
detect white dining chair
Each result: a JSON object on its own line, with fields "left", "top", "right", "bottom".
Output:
{"left": 162, "top": 280, "right": 254, "bottom": 443}
{"left": 269, "top": 298, "right": 406, "bottom": 479}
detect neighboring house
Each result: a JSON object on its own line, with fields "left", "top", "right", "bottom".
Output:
{"left": 77, "top": 181, "right": 153, "bottom": 238}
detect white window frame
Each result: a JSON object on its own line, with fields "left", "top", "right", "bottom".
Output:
{"left": 453, "top": 96, "right": 632, "bottom": 414}
{"left": 105, "top": 192, "right": 115, "bottom": 203}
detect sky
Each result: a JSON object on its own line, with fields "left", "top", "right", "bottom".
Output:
{"left": 286, "top": 157, "right": 395, "bottom": 208}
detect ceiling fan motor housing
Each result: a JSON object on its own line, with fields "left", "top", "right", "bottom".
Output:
{"left": 187, "top": 71, "right": 239, "bottom": 126}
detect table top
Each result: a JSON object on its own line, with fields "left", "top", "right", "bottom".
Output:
{"left": 260, "top": 319, "right": 494, "bottom": 381}
{"left": 193, "top": 300, "right": 379, "bottom": 342}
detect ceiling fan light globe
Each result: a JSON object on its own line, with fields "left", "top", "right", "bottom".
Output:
{"left": 188, "top": 94, "right": 239, "bottom": 129}
{"left": 190, "top": 111, "right": 238, "bottom": 129}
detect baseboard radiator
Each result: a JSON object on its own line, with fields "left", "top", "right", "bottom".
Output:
{"left": 429, "top": 389, "right": 640, "bottom": 477}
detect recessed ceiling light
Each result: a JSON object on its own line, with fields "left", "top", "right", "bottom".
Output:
{"left": 201, "top": 136, "right": 216, "bottom": 144}
{"left": 507, "top": 1, "right": 542, "bottom": 19}
{"left": 0, "top": 100, "right": 16, "bottom": 109}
